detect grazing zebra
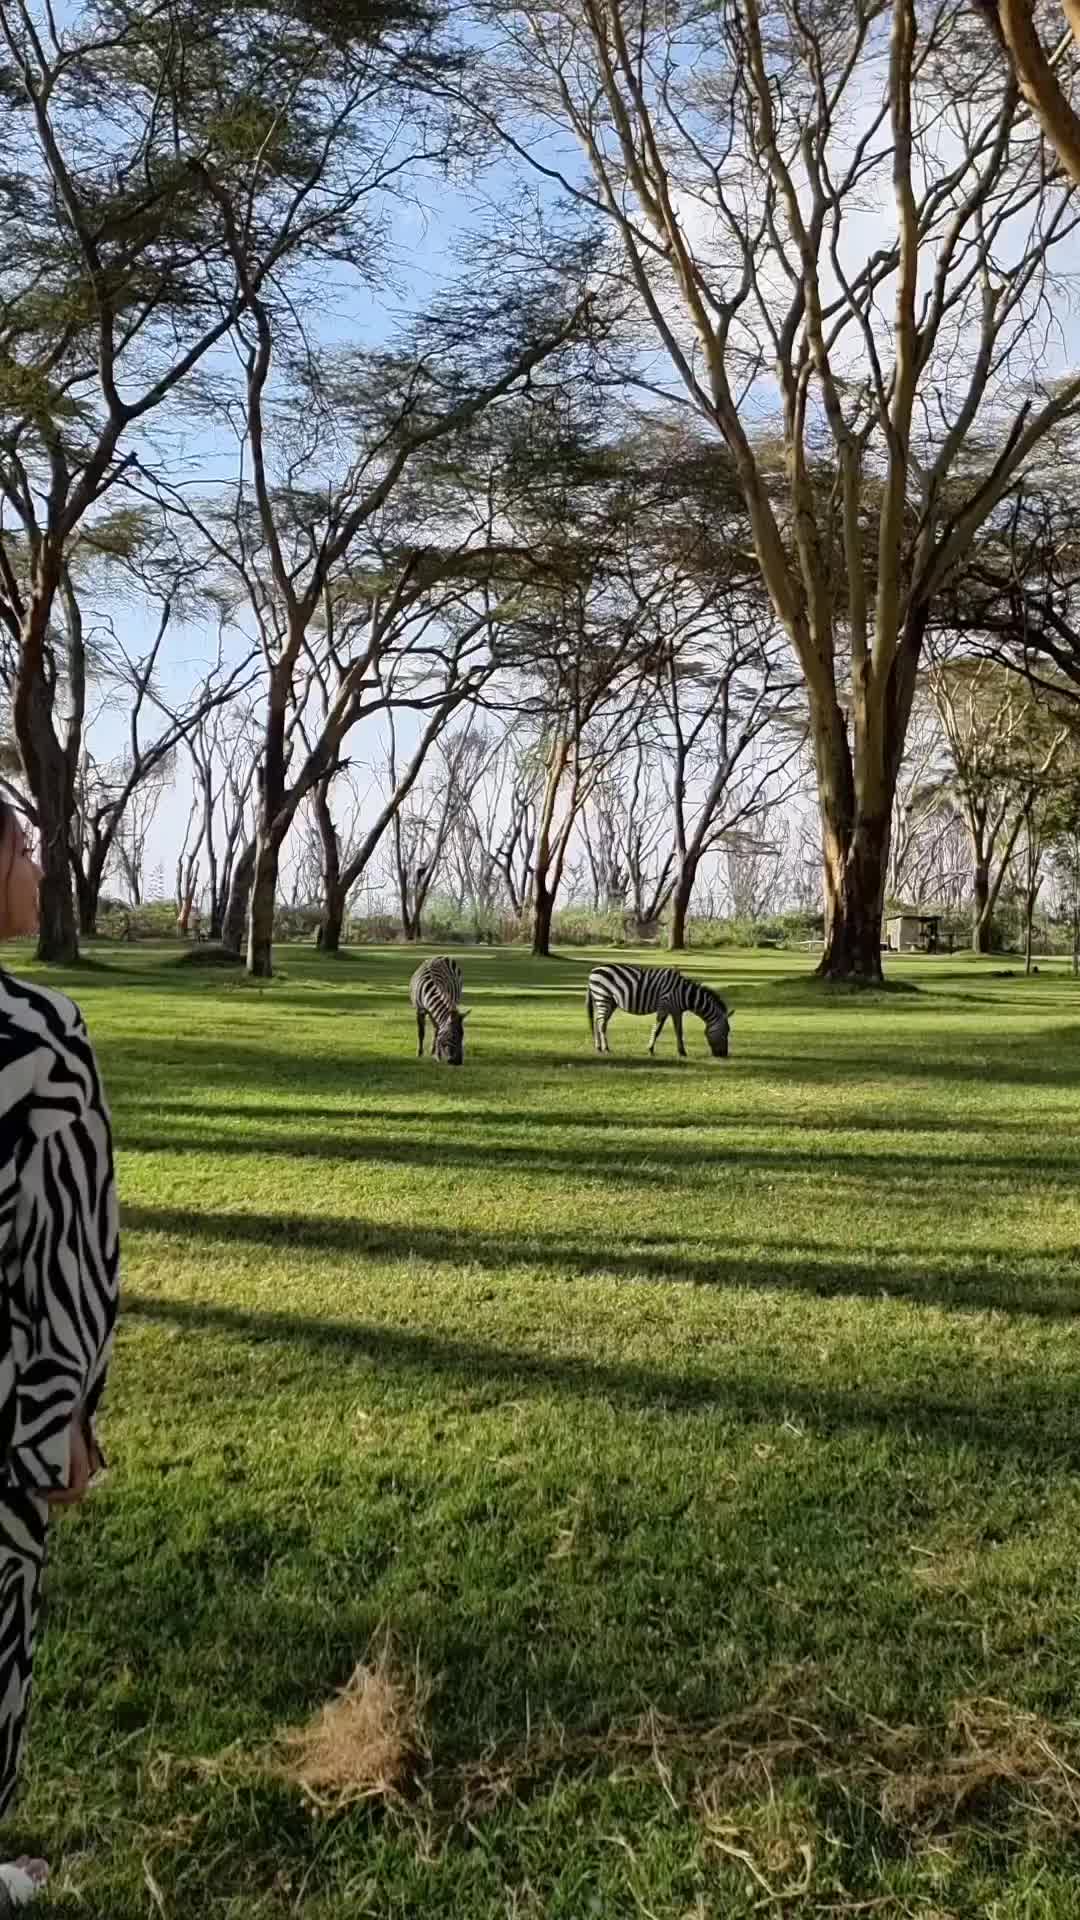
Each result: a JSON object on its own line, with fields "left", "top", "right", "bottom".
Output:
{"left": 410, "top": 956, "right": 469, "bottom": 1065}
{"left": 586, "top": 963, "right": 731, "bottom": 1058}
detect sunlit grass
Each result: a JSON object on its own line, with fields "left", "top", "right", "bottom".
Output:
{"left": 11, "top": 940, "right": 1080, "bottom": 1916}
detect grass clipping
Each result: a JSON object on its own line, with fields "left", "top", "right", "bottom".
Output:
{"left": 272, "top": 1644, "right": 430, "bottom": 1813}
{"left": 447, "top": 1683, "right": 1080, "bottom": 1850}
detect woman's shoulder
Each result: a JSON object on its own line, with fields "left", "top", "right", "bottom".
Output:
{"left": 0, "top": 970, "right": 87, "bottom": 1052}
{"left": 0, "top": 972, "right": 101, "bottom": 1137}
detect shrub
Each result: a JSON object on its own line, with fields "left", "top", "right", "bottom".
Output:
{"left": 273, "top": 905, "right": 323, "bottom": 943}
{"left": 346, "top": 914, "right": 401, "bottom": 946}
{"left": 96, "top": 899, "right": 184, "bottom": 941}
{"left": 549, "top": 907, "right": 671, "bottom": 945}
{"left": 682, "top": 911, "right": 825, "bottom": 949}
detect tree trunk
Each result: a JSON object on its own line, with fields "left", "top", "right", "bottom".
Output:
{"left": 972, "top": 860, "right": 992, "bottom": 954}
{"left": 177, "top": 879, "right": 198, "bottom": 938}
{"left": 314, "top": 778, "right": 344, "bottom": 954}
{"left": 1021, "top": 810, "right": 1040, "bottom": 977}
{"left": 410, "top": 864, "right": 438, "bottom": 938}
{"left": 319, "top": 886, "right": 346, "bottom": 953}
{"left": 15, "top": 597, "right": 79, "bottom": 965}
{"left": 246, "top": 833, "right": 278, "bottom": 978}
{"left": 817, "top": 811, "right": 889, "bottom": 984}
{"left": 667, "top": 860, "right": 697, "bottom": 951}
{"left": 73, "top": 857, "right": 100, "bottom": 940}
{"left": 212, "top": 834, "right": 238, "bottom": 942}
{"left": 205, "top": 830, "right": 219, "bottom": 937}
{"left": 221, "top": 839, "right": 255, "bottom": 954}
{"left": 806, "top": 614, "right": 924, "bottom": 987}
{"left": 37, "top": 814, "right": 78, "bottom": 964}
{"left": 530, "top": 741, "right": 568, "bottom": 960}
{"left": 532, "top": 878, "right": 555, "bottom": 956}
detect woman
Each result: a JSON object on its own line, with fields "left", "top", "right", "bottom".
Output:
{"left": 0, "top": 807, "right": 119, "bottom": 1912}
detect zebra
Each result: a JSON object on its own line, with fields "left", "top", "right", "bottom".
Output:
{"left": 586, "top": 963, "right": 731, "bottom": 1059}
{"left": 410, "top": 956, "right": 469, "bottom": 1065}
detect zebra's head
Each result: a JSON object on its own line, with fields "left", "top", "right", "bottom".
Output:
{"left": 434, "top": 1009, "right": 469, "bottom": 1066}
{"left": 704, "top": 999, "right": 730, "bottom": 1058}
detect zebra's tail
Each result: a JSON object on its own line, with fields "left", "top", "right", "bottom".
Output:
{"left": 586, "top": 984, "right": 594, "bottom": 1033}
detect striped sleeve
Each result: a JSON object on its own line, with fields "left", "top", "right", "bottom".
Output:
{"left": 0, "top": 983, "right": 119, "bottom": 1495}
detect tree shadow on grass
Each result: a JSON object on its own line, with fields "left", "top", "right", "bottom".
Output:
{"left": 96, "top": 1021, "right": 1080, "bottom": 1096}
{"left": 122, "top": 1287, "right": 1080, "bottom": 1466}
{"left": 115, "top": 1120, "right": 1080, "bottom": 1191}
{"left": 733, "top": 1035, "right": 1080, "bottom": 1089}
{"left": 127, "top": 1097, "right": 1080, "bottom": 1140}
{"left": 120, "top": 1204, "right": 1080, "bottom": 1320}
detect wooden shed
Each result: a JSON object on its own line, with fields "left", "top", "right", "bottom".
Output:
{"left": 885, "top": 911, "right": 941, "bottom": 954}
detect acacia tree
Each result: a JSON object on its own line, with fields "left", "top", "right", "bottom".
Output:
{"left": 0, "top": 0, "right": 432, "bottom": 958}
{"left": 484, "top": 415, "right": 756, "bottom": 953}
{"left": 109, "top": 776, "right": 169, "bottom": 906}
{"left": 528, "top": 703, "right": 639, "bottom": 955}
{"left": 887, "top": 695, "right": 957, "bottom": 906}
{"left": 0, "top": 511, "right": 254, "bottom": 935}
{"left": 304, "top": 610, "right": 500, "bottom": 950}
{"left": 1048, "top": 794, "right": 1080, "bottom": 972}
{"left": 175, "top": 798, "right": 201, "bottom": 936}
{"left": 580, "top": 735, "right": 672, "bottom": 930}
{"left": 384, "top": 721, "right": 498, "bottom": 939}
{"left": 484, "top": 0, "right": 1080, "bottom": 978}
{"left": 494, "top": 754, "right": 543, "bottom": 918}
{"left": 435, "top": 726, "right": 519, "bottom": 934}
{"left": 725, "top": 833, "right": 785, "bottom": 920}
{"left": 1016, "top": 787, "right": 1053, "bottom": 971}
{"left": 574, "top": 622, "right": 799, "bottom": 944}
{"left": 66, "top": 608, "right": 253, "bottom": 934}
{"left": 181, "top": 699, "right": 261, "bottom": 940}
{"left": 581, "top": 770, "right": 631, "bottom": 911}
{"left": 976, "top": 0, "right": 1080, "bottom": 184}
{"left": 177, "top": 256, "right": 597, "bottom": 975}
{"left": 390, "top": 799, "right": 441, "bottom": 939}
{"left": 937, "top": 472, "right": 1080, "bottom": 703}
{"left": 506, "top": 558, "right": 653, "bottom": 954}
{"left": 927, "top": 658, "right": 1070, "bottom": 949}
{"left": 652, "top": 608, "right": 799, "bottom": 948}
{"left": 440, "top": 734, "right": 542, "bottom": 923}
{"left": 75, "top": 748, "right": 174, "bottom": 917}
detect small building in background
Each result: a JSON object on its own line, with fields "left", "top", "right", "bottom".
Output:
{"left": 885, "top": 910, "right": 942, "bottom": 953}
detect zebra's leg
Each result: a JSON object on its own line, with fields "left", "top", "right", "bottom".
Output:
{"left": 416, "top": 1008, "right": 426, "bottom": 1058}
{"left": 672, "top": 1010, "right": 687, "bottom": 1058}
{"left": 648, "top": 1012, "right": 667, "bottom": 1055}
{"left": 597, "top": 1007, "right": 612, "bottom": 1054}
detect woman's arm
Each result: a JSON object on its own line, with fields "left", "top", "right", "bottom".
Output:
{"left": 0, "top": 1012, "right": 119, "bottom": 1498}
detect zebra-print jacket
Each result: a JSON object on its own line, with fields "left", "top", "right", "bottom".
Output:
{"left": 0, "top": 973, "right": 119, "bottom": 1496}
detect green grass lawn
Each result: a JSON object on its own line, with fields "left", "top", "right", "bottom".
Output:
{"left": 11, "top": 941, "right": 1080, "bottom": 1917}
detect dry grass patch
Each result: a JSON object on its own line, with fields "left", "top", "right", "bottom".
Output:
{"left": 879, "top": 1696, "right": 1080, "bottom": 1832}
{"left": 271, "top": 1640, "right": 431, "bottom": 1812}
{"left": 439, "top": 1682, "right": 1080, "bottom": 1861}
